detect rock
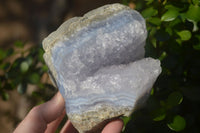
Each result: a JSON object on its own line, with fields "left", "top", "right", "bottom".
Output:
{"left": 42, "top": 3, "right": 161, "bottom": 133}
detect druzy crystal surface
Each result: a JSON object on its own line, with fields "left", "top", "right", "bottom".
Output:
{"left": 42, "top": 3, "right": 161, "bottom": 133}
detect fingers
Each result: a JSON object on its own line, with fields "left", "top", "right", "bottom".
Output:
{"left": 14, "top": 91, "right": 123, "bottom": 133}
{"left": 44, "top": 110, "right": 66, "bottom": 133}
{"left": 39, "top": 92, "right": 65, "bottom": 123}
{"left": 102, "top": 119, "right": 124, "bottom": 133}
{"left": 14, "top": 92, "right": 65, "bottom": 133}
{"left": 60, "top": 120, "right": 79, "bottom": 133}
{"left": 61, "top": 119, "right": 123, "bottom": 133}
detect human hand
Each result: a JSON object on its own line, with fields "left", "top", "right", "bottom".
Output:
{"left": 13, "top": 92, "right": 123, "bottom": 133}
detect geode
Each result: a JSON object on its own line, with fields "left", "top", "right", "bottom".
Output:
{"left": 42, "top": 3, "right": 161, "bottom": 133}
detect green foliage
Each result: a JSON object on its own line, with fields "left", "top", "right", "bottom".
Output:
{"left": 186, "top": 4, "right": 200, "bottom": 22}
{"left": 141, "top": 7, "right": 158, "bottom": 18}
{"left": 161, "top": 8, "right": 179, "bottom": 22}
{"left": 122, "top": 0, "right": 200, "bottom": 132}
{"left": 177, "top": 30, "right": 192, "bottom": 41}
{"left": 167, "top": 115, "right": 186, "bottom": 131}
{"left": 0, "top": 42, "right": 56, "bottom": 102}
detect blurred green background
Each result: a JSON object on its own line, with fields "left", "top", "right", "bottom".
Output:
{"left": 0, "top": 0, "right": 200, "bottom": 132}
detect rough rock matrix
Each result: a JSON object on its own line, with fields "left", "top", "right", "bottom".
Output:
{"left": 42, "top": 3, "right": 161, "bottom": 133}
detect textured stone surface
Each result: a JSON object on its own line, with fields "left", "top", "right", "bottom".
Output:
{"left": 42, "top": 3, "right": 161, "bottom": 133}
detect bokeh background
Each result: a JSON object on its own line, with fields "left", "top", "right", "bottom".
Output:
{"left": 0, "top": 0, "right": 200, "bottom": 132}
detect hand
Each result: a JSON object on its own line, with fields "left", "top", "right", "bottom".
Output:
{"left": 13, "top": 92, "right": 123, "bottom": 133}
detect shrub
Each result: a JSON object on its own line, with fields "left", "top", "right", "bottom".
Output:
{"left": 122, "top": 0, "right": 200, "bottom": 132}
{"left": 0, "top": 42, "right": 56, "bottom": 102}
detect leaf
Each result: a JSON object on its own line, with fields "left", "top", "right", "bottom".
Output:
{"left": 153, "top": 113, "right": 166, "bottom": 121}
{"left": 186, "top": 4, "right": 200, "bottom": 22}
{"left": 165, "top": 27, "right": 173, "bottom": 36}
{"left": 176, "top": 38, "right": 182, "bottom": 45}
{"left": 167, "top": 115, "right": 186, "bottom": 131}
{"left": 148, "top": 17, "right": 161, "bottom": 26}
{"left": 152, "top": 108, "right": 166, "bottom": 121}
{"left": 159, "top": 52, "right": 167, "bottom": 61}
{"left": 20, "top": 61, "right": 29, "bottom": 73}
{"left": 2, "top": 92, "right": 9, "bottom": 101}
{"left": 28, "top": 73, "right": 40, "bottom": 84}
{"left": 177, "top": 30, "right": 192, "bottom": 41}
{"left": 165, "top": 5, "right": 182, "bottom": 11}
{"left": 142, "top": 7, "right": 158, "bottom": 18}
{"left": 121, "top": 116, "right": 131, "bottom": 131}
{"left": 161, "top": 9, "right": 179, "bottom": 22}
{"left": 167, "top": 91, "right": 183, "bottom": 107}
{"left": 42, "top": 65, "right": 48, "bottom": 72}
{"left": 180, "top": 13, "right": 199, "bottom": 32}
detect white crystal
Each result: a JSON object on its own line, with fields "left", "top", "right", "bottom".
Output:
{"left": 42, "top": 3, "right": 161, "bottom": 133}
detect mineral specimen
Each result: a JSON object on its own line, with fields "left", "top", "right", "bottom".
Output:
{"left": 42, "top": 3, "right": 161, "bottom": 133}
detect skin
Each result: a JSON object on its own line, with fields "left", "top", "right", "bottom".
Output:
{"left": 13, "top": 92, "right": 123, "bottom": 133}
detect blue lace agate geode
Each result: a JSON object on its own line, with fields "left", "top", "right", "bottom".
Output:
{"left": 42, "top": 3, "right": 161, "bottom": 133}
